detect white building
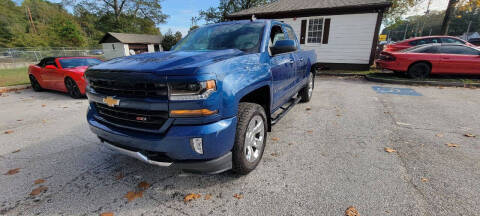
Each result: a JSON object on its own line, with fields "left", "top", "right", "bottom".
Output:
{"left": 99, "top": 32, "right": 163, "bottom": 59}
{"left": 228, "top": 0, "right": 391, "bottom": 70}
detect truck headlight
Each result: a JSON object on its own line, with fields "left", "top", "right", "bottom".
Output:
{"left": 169, "top": 80, "right": 216, "bottom": 100}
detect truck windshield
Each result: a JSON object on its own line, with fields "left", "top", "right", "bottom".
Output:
{"left": 173, "top": 22, "right": 265, "bottom": 53}
{"left": 59, "top": 58, "right": 102, "bottom": 68}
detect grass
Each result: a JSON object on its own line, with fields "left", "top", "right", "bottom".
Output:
{"left": 0, "top": 67, "right": 30, "bottom": 87}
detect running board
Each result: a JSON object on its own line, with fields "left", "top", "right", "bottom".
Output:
{"left": 271, "top": 97, "right": 301, "bottom": 125}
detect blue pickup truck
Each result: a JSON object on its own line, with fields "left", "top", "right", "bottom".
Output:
{"left": 85, "top": 19, "right": 316, "bottom": 175}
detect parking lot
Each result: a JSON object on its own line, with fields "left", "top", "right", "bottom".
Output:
{"left": 1, "top": 77, "right": 479, "bottom": 215}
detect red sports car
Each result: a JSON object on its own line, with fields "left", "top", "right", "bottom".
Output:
{"left": 376, "top": 43, "right": 480, "bottom": 78}
{"left": 28, "top": 57, "right": 102, "bottom": 98}
{"left": 383, "top": 36, "right": 473, "bottom": 52}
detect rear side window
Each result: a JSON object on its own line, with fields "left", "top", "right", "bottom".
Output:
{"left": 441, "top": 38, "right": 465, "bottom": 44}
{"left": 409, "top": 38, "right": 439, "bottom": 46}
{"left": 409, "top": 46, "right": 438, "bottom": 53}
{"left": 438, "top": 46, "right": 479, "bottom": 55}
{"left": 44, "top": 58, "right": 57, "bottom": 67}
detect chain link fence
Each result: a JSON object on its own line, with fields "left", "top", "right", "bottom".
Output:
{"left": 0, "top": 47, "right": 104, "bottom": 69}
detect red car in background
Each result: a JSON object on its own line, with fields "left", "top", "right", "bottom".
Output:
{"left": 376, "top": 43, "right": 480, "bottom": 79}
{"left": 28, "top": 57, "right": 102, "bottom": 98}
{"left": 383, "top": 36, "right": 474, "bottom": 52}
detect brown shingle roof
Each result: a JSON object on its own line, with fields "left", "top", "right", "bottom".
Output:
{"left": 228, "top": 0, "right": 391, "bottom": 18}
{"left": 99, "top": 32, "right": 163, "bottom": 44}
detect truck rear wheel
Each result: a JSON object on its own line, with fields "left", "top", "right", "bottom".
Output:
{"left": 232, "top": 102, "right": 267, "bottom": 174}
{"left": 299, "top": 72, "right": 314, "bottom": 102}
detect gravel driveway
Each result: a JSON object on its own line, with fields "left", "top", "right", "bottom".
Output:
{"left": 1, "top": 77, "right": 479, "bottom": 215}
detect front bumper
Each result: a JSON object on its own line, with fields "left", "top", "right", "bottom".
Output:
{"left": 102, "top": 140, "right": 232, "bottom": 174}
{"left": 88, "top": 107, "right": 237, "bottom": 174}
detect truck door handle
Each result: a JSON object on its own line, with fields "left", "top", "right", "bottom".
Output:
{"left": 289, "top": 59, "right": 295, "bottom": 64}
{"left": 298, "top": 57, "right": 304, "bottom": 62}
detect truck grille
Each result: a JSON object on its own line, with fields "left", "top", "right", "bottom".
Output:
{"left": 94, "top": 102, "right": 168, "bottom": 130}
{"left": 88, "top": 79, "right": 168, "bottom": 98}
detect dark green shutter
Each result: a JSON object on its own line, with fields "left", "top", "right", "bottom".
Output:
{"left": 300, "top": 20, "right": 307, "bottom": 44}
{"left": 322, "top": 18, "right": 331, "bottom": 44}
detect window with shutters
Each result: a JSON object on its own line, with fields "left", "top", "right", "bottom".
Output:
{"left": 307, "top": 18, "right": 324, "bottom": 44}
{"left": 302, "top": 17, "right": 330, "bottom": 45}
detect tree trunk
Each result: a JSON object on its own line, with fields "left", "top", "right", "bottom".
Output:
{"left": 440, "top": 0, "right": 459, "bottom": 35}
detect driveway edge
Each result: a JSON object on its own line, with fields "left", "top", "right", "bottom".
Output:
{"left": 0, "top": 84, "right": 31, "bottom": 93}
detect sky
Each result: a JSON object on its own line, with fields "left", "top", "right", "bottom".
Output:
{"left": 158, "top": 0, "right": 219, "bottom": 36}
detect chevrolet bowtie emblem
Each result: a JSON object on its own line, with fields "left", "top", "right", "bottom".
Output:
{"left": 103, "top": 96, "right": 120, "bottom": 107}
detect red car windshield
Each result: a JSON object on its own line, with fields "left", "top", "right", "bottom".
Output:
{"left": 59, "top": 58, "right": 102, "bottom": 68}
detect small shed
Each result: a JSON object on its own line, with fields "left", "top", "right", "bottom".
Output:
{"left": 228, "top": 0, "right": 391, "bottom": 70}
{"left": 99, "top": 32, "right": 163, "bottom": 59}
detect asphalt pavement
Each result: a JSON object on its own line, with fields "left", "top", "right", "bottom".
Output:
{"left": 0, "top": 77, "right": 479, "bottom": 215}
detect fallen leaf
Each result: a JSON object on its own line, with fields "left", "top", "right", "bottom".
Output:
{"left": 205, "top": 194, "right": 212, "bottom": 200}
{"left": 184, "top": 193, "right": 201, "bottom": 202}
{"left": 336, "top": 114, "right": 342, "bottom": 117}
{"left": 11, "top": 149, "right": 21, "bottom": 153}
{"left": 306, "top": 130, "right": 313, "bottom": 133}
{"left": 271, "top": 137, "right": 279, "bottom": 141}
{"left": 396, "top": 122, "right": 411, "bottom": 126}
{"left": 137, "top": 181, "right": 150, "bottom": 190}
{"left": 62, "top": 106, "right": 68, "bottom": 108}
{"left": 436, "top": 134, "right": 444, "bottom": 138}
{"left": 41, "top": 104, "right": 46, "bottom": 107}
{"left": 464, "top": 133, "right": 476, "bottom": 138}
{"left": 100, "top": 212, "right": 114, "bottom": 216}
{"left": 288, "top": 143, "right": 294, "bottom": 146}
{"left": 124, "top": 191, "right": 143, "bottom": 202}
{"left": 4, "top": 130, "right": 14, "bottom": 134}
{"left": 5, "top": 168, "right": 20, "bottom": 175}
{"left": 305, "top": 107, "right": 311, "bottom": 111}
{"left": 17, "top": 119, "right": 22, "bottom": 121}
{"left": 30, "top": 186, "right": 48, "bottom": 196}
{"left": 447, "top": 143, "right": 459, "bottom": 147}
{"left": 384, "top": 147, "right": 396, "bottom": 153}
{"left": 233, "top": 193, "right": 243, "bottom": 199}
{"left": 271, "top": 152, "right": 279, "bottom": 157}
{"left": 34, "top": 179, "right": 46, "bottom": 184}
{"left": 345, "top": 206, "right": 359, "bottom": 216}
{"left": 421, "top": 177, "right": 428, "bottom": 182}
{"left": 115, "top": 173, "right": 124, "bottom": 180}
{"left": 42, "top": 120, "right": 47, "bottom": 123}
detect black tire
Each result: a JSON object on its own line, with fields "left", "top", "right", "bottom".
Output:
{"left": 232, "top": 102, "right": 268, "bottom": 175}
{"left": 299, "top": 72, "right": 314, "bottom": 102}
{"left": 65, "top": 77, "right": 82, "bottom": 99}
{"left": 407, "top": 62, "right": 431, "bottom": 79}
{"left": 29, "top": 75, "right": 43, "bottom": 92}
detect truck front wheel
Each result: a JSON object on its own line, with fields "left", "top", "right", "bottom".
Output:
{"left": 299, "top": 72, "right": 314, "bottom": 102}
{"left": 232, "top": 102, "right": 267, "bottom": 174}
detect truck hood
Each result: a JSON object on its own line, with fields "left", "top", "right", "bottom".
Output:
{"left": 89, "top": 49, "right": 245, "bottom": 76}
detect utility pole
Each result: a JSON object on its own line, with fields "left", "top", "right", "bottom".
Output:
{"left": 27, "top": 7, "right": 37, "bottom": 34}
{"left": 466, "top": 20, "right": 472, "bottom": 40}
{"left": 403, "top": 23, "right": 409, "bottom": 40}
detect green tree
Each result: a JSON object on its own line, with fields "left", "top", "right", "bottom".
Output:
{"left": 161, "top": 30, "right": 181, "bottom": 51}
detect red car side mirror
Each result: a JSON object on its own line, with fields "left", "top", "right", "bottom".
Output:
{"left": 45, "top": 65, "right": 57, "bottom": 69}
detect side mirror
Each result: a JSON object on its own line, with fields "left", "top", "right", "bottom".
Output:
{"left": 45, "top": 65, "right": 57, "bottom": 69}
{"left": 270, "top": 40, "right": 297, "bottom": 55}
